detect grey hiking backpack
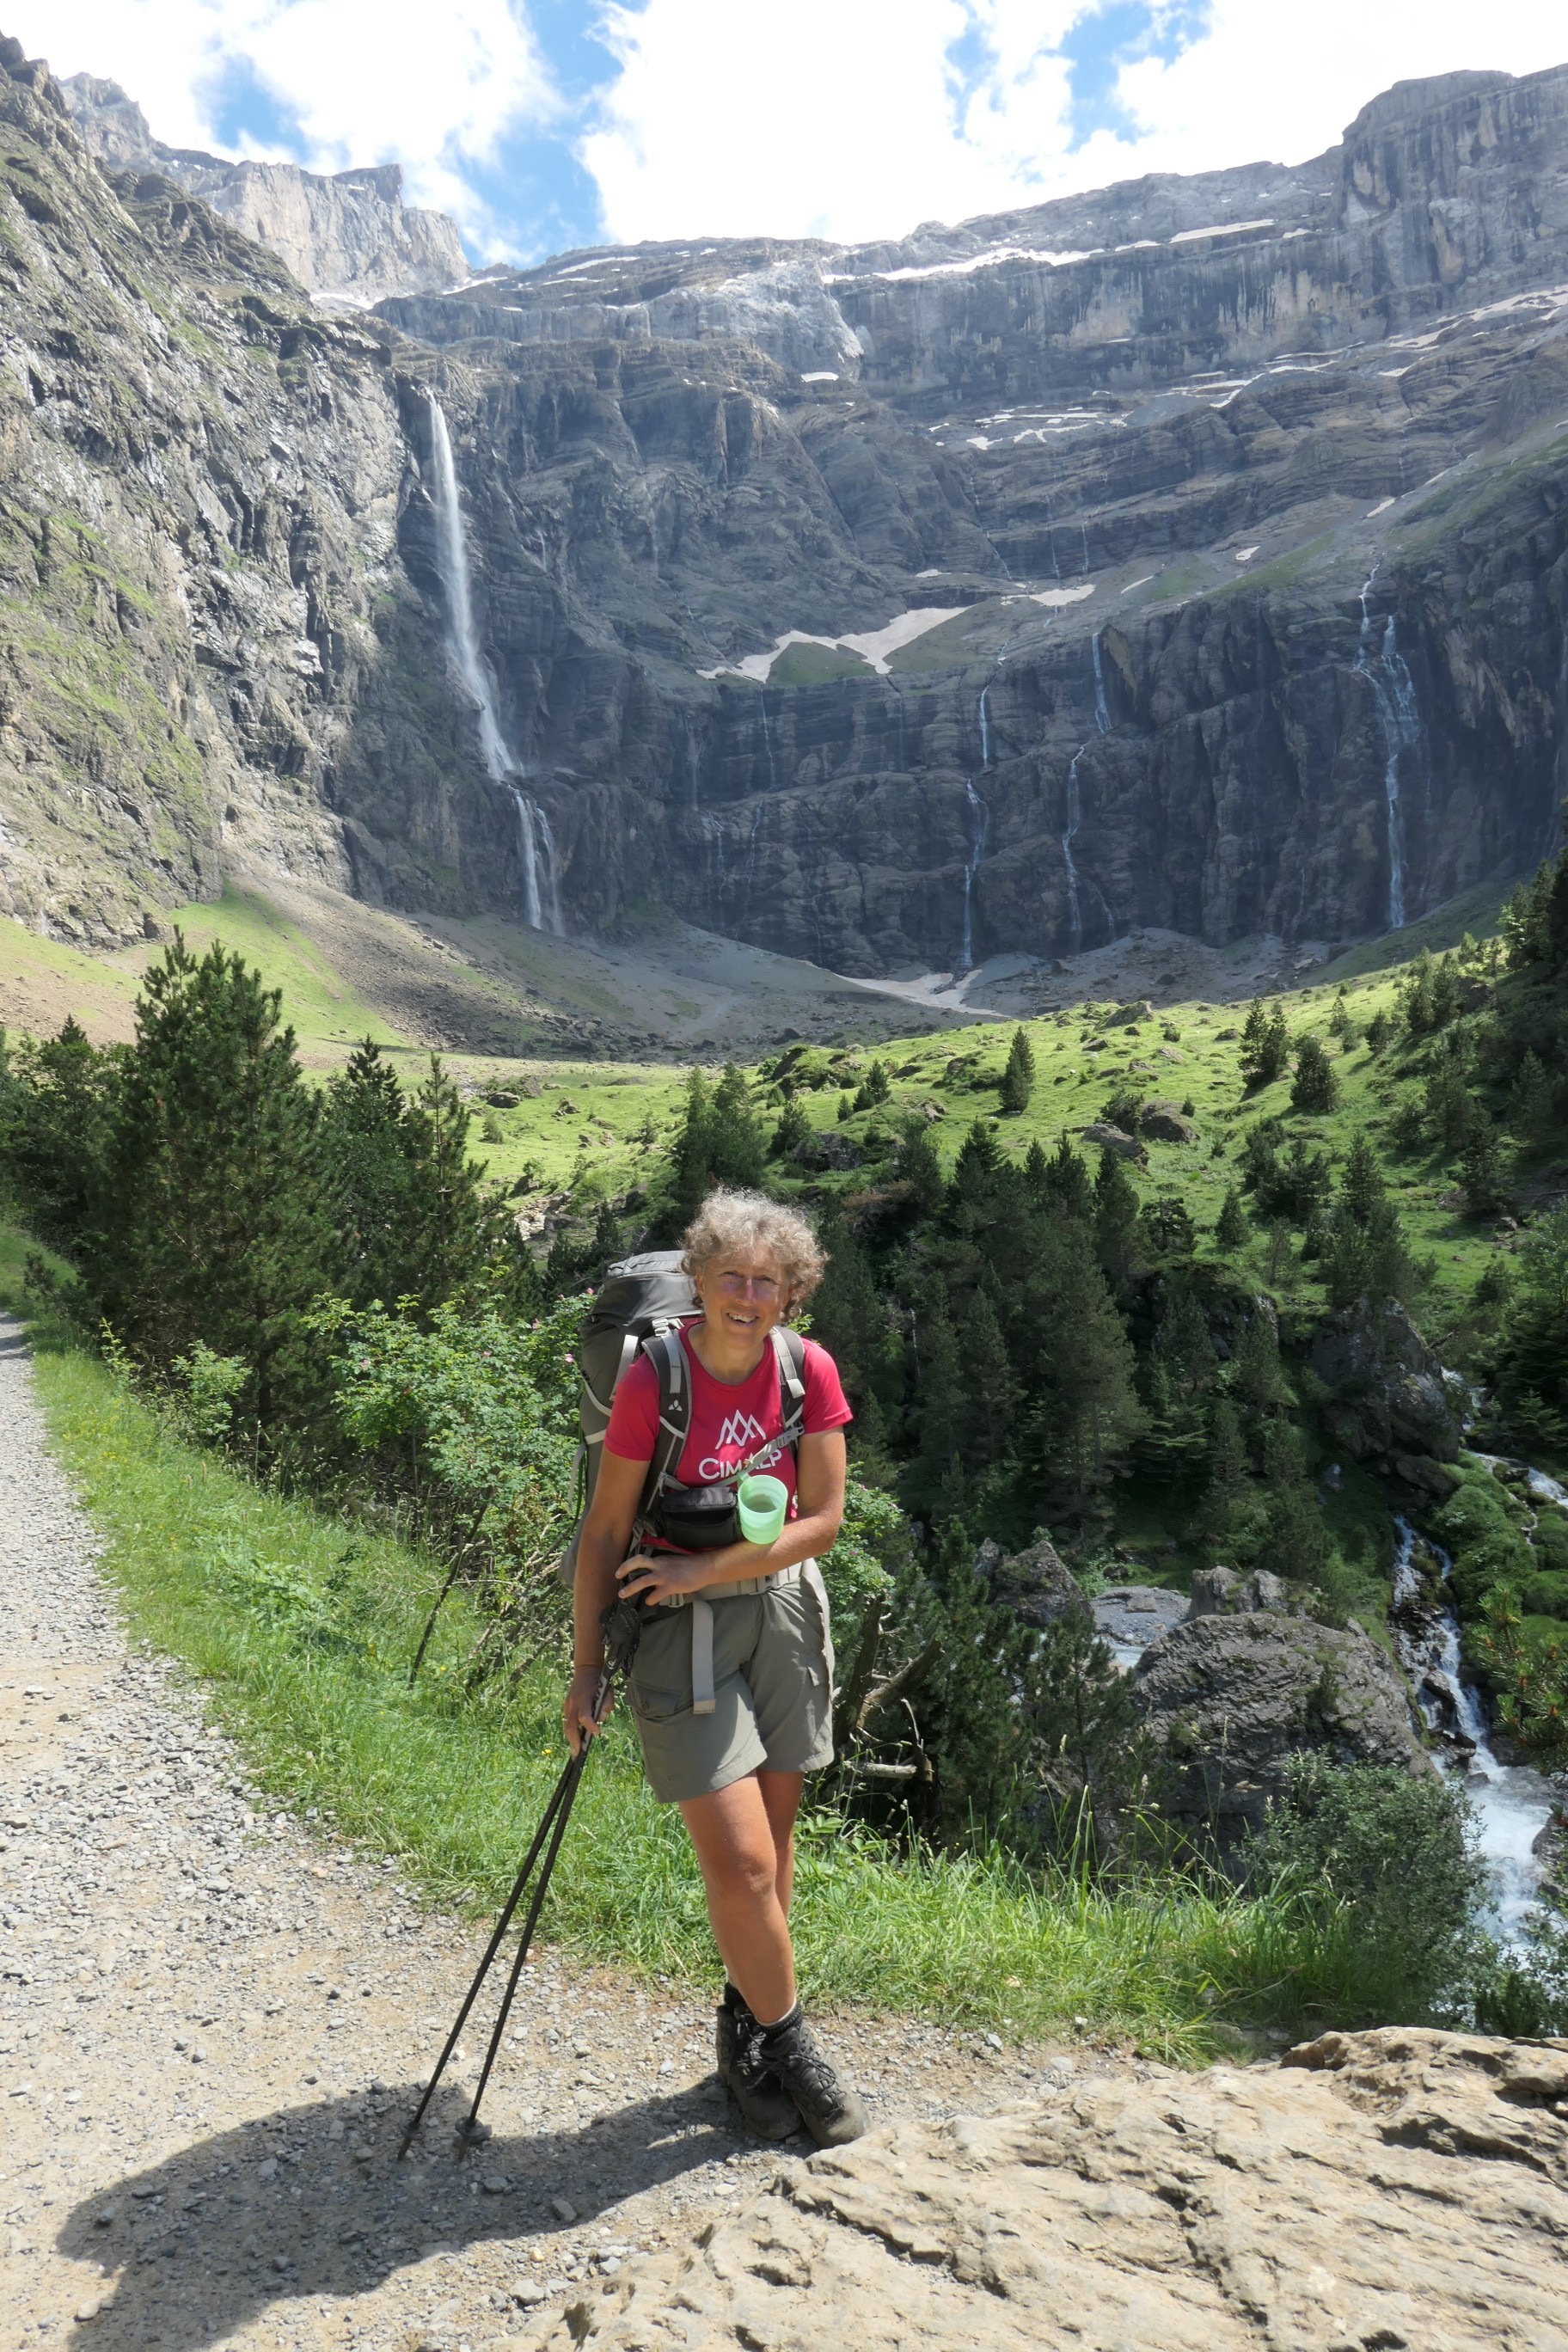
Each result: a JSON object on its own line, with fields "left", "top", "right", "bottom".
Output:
{"left": 559, "top": 1249, "right": 808, "bottom": 1587}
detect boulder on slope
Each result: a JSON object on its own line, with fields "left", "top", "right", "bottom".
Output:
{"left": 1310, "top": 1299, "right": 1462, "bottom": 1462}
{"left": 1134, "top": 1609, "right": 1430, "bottom": 1844}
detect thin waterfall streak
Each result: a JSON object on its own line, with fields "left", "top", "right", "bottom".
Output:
{"left": 960, "top": 779, "right": 989, "bottom": 971}
{"left": 1081, "top": 521, "right": 1090, "bottom": 577}
{"left": 425, "top": 392, "right": 512, "bottom": 787}
{"left": 741, "top": 802, "right": 764, "bottom": 922}
{"left": 426, "top": 390, "right": 565, "bottom": 935}
{"left": 511, "top": 789, "right": 542, "bottom": 930}
{"left": 1091, "top": 633, "right": 1110, "bottom": 733}
{"left": 1061, "top": 745, "right": 1088, "bottom": 952}
{"left": 758, "top": 693, "right": 778, "bottom": 792}
{"left": 978, "top": 684, "right": 991, "bottom": 770}
{"left": 1354, "top": 566, "right": 1418, "bottom": 930}
{"left": 532, "top": 801, "right": 564, "bottom": 935}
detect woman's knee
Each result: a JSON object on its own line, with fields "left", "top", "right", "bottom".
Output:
{"left": 705, "top": 1841, "right": 779, "bottom": 1907}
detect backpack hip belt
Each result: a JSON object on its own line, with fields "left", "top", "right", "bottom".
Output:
{"left": 652, "top": 1559, "right": 832, "bottom": 1718}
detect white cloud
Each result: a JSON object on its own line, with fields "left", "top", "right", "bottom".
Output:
{"left": 581, "top": 0, "right": 1568, "bottom": 247}
{"left": 7, "top": 0, "right": 558, "bottom": 244}
{"left": 580, "top": 0, "right": 1070, "bottom": 245}
{"left": 9, "top": 0, "right": 1567, "bottom": 260}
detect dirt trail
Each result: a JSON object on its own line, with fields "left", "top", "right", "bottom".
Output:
{"left": 0, "top": 1319, "right": 1092, "bottom": 2352}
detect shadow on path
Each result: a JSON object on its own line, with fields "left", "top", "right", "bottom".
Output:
{"left": 58, "top": 2071, "right": 766, "bottom": 2349}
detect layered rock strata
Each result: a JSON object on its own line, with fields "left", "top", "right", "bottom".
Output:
{"left": 4, "top": 37, "right": 1568, "bottom": 969}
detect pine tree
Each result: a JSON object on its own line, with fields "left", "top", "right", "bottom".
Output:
{"left": 856, "top": 1058, "right": 891, "bottom": 1106}
{"left": 910, "top": 1295, "right": 962, "bottom": 1507}
{"left": 950, "top": 1117, "right": 1003, "bottom": 1204}
{"left": 1461, "top": 1110, "right": 1511, "bottom": 1217}
{"left": 1026, "top": 1225, "right": 1144, "bottom": 1500}
{"left": 3, "top": 1015, "right": 118, "bottom": 1256}
{"left": 771, "top": 1093, "right": 812, "bottom": 1157}
{"left": 1042, "top": 1134, "right": 1093, "bottom": 1222}
{"left": 1215, "top": 1187, "right": 1249, "bottom": 1251}
{"left": 89, "top": 937, "right": 328, "bottom": 1427}
{"left": 952, "top": 1288, "right": 1018, "bottom": 1471}
{"left": 1291, "top": 1032, "right": 1338, "bottom": 1112}
{"left": 1243, "top": 1001, "right": 1290, "bottom": 1085}
{"left": 708, "top": 1063, "right": 767, "bottom": 1188}
{"left": 1338, "top": 1130, "right": 1385, "bottom": 1226}
{"left": 1092, "top": 1145, "right": 1142, "bottom": 1285}
{"left": 898, "top": 1121, "right": 945, "bottom": 1215}
{"left": 999, "top": 1027, "right": 1035, "bottom": 1115}
{"left": 1366, "top": 1008, "right": 1393, "bottom": 1056}
{"left": 1510, "top": 1050, "right": 1554, "bottom": 1142}
{"left": 671, "top": 1068, "right": 716, "bottom": 1219}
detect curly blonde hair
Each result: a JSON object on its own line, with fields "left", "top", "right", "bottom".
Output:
{"left": 681, "top": 1188, "right": 827, "bottom": 1312}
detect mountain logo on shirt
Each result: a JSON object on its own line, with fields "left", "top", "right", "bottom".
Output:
{"left": 715, "top": 1411, "right": 769, "bottom": 1454}
{"left": 696, "top": 1410, "right": 781, "bottom": 1483}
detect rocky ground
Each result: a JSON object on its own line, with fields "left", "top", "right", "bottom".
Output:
{"left": 536, "top": 2027, "right": 1568, "bottom": 2352}
{"left": 0, "top": 1318, "right": 1113, "bottom": 2352}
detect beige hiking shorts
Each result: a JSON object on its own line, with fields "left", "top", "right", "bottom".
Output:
{"left": 625, "top": 1566, "right": 834, "bottom": 1805}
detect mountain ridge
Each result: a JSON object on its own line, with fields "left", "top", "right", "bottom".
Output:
{"left": 0, "top": 33, "right": 1565, "bottom": 990}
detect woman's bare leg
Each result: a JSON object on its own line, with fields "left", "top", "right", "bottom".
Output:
{"left": 679, "top": 1769, "right": 805, "bottom": 2022}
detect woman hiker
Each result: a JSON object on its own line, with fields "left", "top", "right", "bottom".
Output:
{"left": 563, "top": 1189, "right": 868, "bottom": 2148}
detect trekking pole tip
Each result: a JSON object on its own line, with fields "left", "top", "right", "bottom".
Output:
{"left": 454, "top": 2116, "right": 493, "bottom": 2150}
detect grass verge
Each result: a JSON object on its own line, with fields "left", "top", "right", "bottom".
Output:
{"left": 3, "top": 1258, "right": 1419, "bottom": 2061}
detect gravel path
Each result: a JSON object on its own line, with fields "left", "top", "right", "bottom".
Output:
{"left": 0, "top": 1315, "right": 1101, "bottom": 2352}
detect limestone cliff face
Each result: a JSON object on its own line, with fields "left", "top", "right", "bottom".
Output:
{"left": 0, "top": 41, "right": 508, "bottom": 945}
{"left": 60, "top": 72, "right": 466, "bottom": 305}
{"left": 4, "top": 34, "right": 1568, "bottom": 973}
{"left": 369, "top": 60, "right": 1568, "bottom": 971}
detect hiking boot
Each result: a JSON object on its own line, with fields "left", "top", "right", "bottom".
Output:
{"left": 715, "top": 1985, "right": 799, "bottom": 2143}
{"left": 760, "top": 2006, "right": 868, "bottom": 2147}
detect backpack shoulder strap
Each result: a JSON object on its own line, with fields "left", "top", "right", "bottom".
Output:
{"left": 644, "top": 1326, "right": 694, "bottom": 1496}
{"left": 771, "top": 1326, "right": 808, "bottom": 1448}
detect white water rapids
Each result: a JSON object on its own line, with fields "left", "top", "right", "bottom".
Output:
{"left": 424, "top": 391, "right": 563, "bottom": 934}
{"left": 1391, "top": 1513, "right": 1555, "bottom": 1945}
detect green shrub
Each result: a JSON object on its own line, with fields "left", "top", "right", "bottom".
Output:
{"left": 1245, "top": 1753, "right": 1486, "bottom": 2019}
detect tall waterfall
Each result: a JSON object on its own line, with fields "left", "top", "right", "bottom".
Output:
{"left": 1091, "top": 631, "right": 1110, "bottom": 735}
{"left": 977, "top": 684, "right": 991, "bottom": 771}
{"left": 1356, "top": 569, "right": 1419, "bottom": 931}
{"left": 425, "top": 390, "right": 563, "bottom": 934}
{"left": 959, "top": 779, "right": 989, "bottom": 971}
{"left": 1061, "top": 749, "right": 1086, "bottom": 952}
{"left": 1058, "top": 635, "right": 1113, "bottom": 953}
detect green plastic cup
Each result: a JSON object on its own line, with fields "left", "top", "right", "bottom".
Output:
{"left": 737, "top": 1473, "right": 788, "bottom": 1547}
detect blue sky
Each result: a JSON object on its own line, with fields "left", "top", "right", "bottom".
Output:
{"left": 18, "top": 0, "right": 1568, "bottom": 265}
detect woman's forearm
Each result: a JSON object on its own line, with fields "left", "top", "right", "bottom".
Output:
{"left": 573, "top": 1526, "right": 626, "bottom": 1669}
{"left": 695, "top": 1507, "right": 842, "bottom": 1589}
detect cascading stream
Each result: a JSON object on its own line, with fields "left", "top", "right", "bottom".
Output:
{"left": 1390, "top": 1512, "right": 1554, "bottom": 1945}
{"left": 1059, "top": 634, "right": 1113, "bottom": 952}
{"left": 425, "top": 389, "right": 563, "bottom": 934}
{"left": 1355, "top": 568, "right": 1419, "bottom": 931}
{"left": 959, "top": 779, "right": 989, "bottom": 971}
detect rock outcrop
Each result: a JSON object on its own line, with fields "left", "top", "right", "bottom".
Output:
{"left": 60, "top": 72, "right": 465, "bottom": 303}
{"left": 981, "top": 1536, "right": 1091, "bottom": 1632}
{"left": 1135, "top": 1609, "right": 1430, "bottom": 1841}
{"left": 530, "top": 2030, "right": 1568, "bottom": 2352}
{"left": 1311, "top": 1300, "right": 1464, "bottom": 1464}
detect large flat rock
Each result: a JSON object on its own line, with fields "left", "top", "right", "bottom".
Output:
{"left": 531, "top": 2029, "right": 1568, "bottom": 2352}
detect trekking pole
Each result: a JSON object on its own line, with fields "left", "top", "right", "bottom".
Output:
{"left": 398, "top": 1596, "right": 646, "bottom": 2159}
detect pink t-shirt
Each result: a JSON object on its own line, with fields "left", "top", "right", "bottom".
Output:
{"left": 603, "top": 1328, "right": 851, "bottom": 1531}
